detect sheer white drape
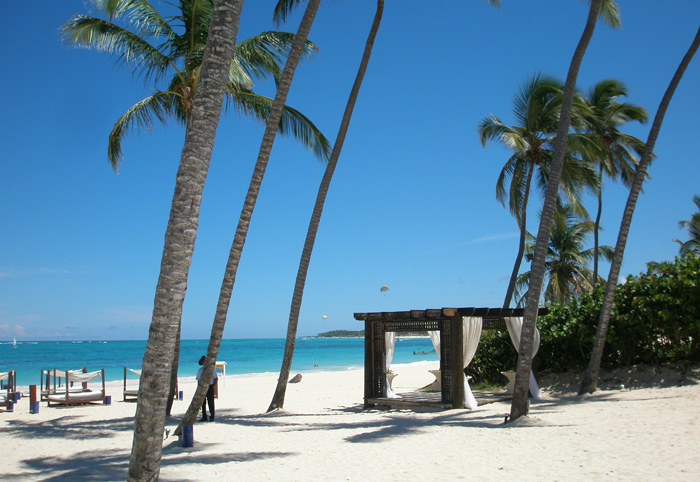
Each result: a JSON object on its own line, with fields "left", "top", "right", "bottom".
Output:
{"left": 67, "top": 370, "right": 102, "bottom": 383}
{"left": 384, "top": 331, "right": 400, "bottom": 398}
{"left": 462, "top": 316, "right": 482, "bottom": 409}
{"left": 427, "top": 331, "right": 441, "bottom": 359}
{"left": 505, "top": 316, "right": 541, "bottom": 398}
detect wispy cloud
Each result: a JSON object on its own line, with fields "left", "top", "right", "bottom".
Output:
{"left": 470, "top": 232, "right": 519, "bottom": 244}
{"left": 0, "top": 323, "right": 26, "bottom": 338}
{"left": 0, "top": 267, "right": 88, "bottom": 278}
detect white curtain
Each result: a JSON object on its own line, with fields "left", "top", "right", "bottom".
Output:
{"left": 384, "top": 331, "right": 400, "bottom": 398}
{"left": 505, "top": 316, "right": 541, "bottom": 399}
{"left": 427, "top": 331, "right": 441, "bottom": 359}
{"left": 67, "top": 370, "right": 102, "bottom": 383}
{"left": 462, "top": 316, "right": 482, "bottom": 409}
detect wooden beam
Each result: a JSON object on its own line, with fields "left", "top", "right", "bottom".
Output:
{"left": 364, "top": 320, "right": 373, "bottom": 408}
{"left": 450, "top": 313, "right": 465, "bottom": 409}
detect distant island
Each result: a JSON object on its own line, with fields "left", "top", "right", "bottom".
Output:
{"left": 317, "top": 330, "right": 430, "bottom": 338}
{"left": 317, "top": 330, "right": 364, "bottom": 338}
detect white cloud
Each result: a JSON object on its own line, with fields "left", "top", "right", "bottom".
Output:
{"left": 0, "top": 323, "right": 27, "bottom": 338}
{"left": 0, "top": 267, "right": 78, "bottom": 278}
{"left": 470, "top": 232, "right": 519, "bottom": 244}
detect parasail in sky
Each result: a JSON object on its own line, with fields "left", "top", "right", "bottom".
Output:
{"left": 380, "top": 285, "right": 389, "bottom": 292}
{"left": 322, "top": 315, "right": 328, "bottom": 319}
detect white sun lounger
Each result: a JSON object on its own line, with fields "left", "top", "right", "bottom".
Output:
{"left": 47, "top": 369, "right": 107, "bottom": 407}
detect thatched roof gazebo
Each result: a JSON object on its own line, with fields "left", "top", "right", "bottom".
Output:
{"left": 354, "top": 307, "right": 548, "bottom": 409}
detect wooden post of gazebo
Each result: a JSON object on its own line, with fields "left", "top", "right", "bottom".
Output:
{"left": 450, "top": 312, "right": 465, "bottom": 409}
{"left": 364, "top": 319, "right": 373, "bottom": 407}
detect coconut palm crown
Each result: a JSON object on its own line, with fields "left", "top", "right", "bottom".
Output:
{"left": 478, "top": 73, "right": 598, "bottom": 307}
{"left": 674, "top": 195, "right": 700, "bottom": 256}
{"left": 576, "top": 79, "right": 648, "bottom": 283}
{"left": 514, "top": 203, "right": 613, "bottom": 305}
{"left": 62, "top": 0, "right": 331, "bottom": 171}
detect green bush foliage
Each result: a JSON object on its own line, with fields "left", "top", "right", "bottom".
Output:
{"left": 469, "top": 255, "right": 700, "bottom": 384}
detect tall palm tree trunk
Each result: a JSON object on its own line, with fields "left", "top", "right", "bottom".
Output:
{"left": 127, "top": 1, "right": 243, "bottom": 480}
{"left": 267, "top": 0, "right": 384, "bottom": 413}
{"left": 510, "top": 0, "right": 602, "bottom": 422}
{"left": 579, "top": 24, "right": 700, "bottom": 395}
{"left": 592, "top": 167, "right": 603, "bottom": 285}
{"left": 503, "top": 161, "right": 534, "bottom": 308}
{"left": 174, "top": 0, "right": 322, "bottom": 434}
{"left": 165, "top": 321, "right": 181, "bottom": 416}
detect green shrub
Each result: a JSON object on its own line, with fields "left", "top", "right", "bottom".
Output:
{"left": 470, "top": 254, "right": 700, "bottom": 382}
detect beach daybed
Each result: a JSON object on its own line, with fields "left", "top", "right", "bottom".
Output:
{"left": 47, "top": 369, "right": 107, "bottom": 407}
{"left": 123, "top": 367, "right": 180, "bottom": 401}
{"left": 41, "top": 368, "right": 88, "bottom": 401}
{"left": 1, "top": 370, "right": 16, "bottom": 409}
{"left": 123, "top": 367, "right": 141, "bottom": 401}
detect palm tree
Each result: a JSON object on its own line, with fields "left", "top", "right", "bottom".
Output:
{"left": 580, "top": 26, "right": 700, "bottom": 395}
{"left": 63, "top": 0, "right": 331, "bottom": 413}
{"left": 579, "top": 79, "right": 648, "bottom": 284}
{"left": 514, "top": 204, "right": 613, "bottom": 305}
{"left": 510, "top": 0, "right": 610, "bottom": 421}
{"left": 478, "top": 74, "right": 597, "bottom": 309}
{"left": 174, "top": 0, "right": 323, "bottom": 434}
{"left": 267, "top": 0, "right": 384, "bottom": 413}
{"left": 62, "top": 0, "right": 330, "bottom": 171}
{"left": 673, "top": 195, "right": 700, "bottom": 256}
{"left": 127, "top": 1, "right": 244, "bottom": 480}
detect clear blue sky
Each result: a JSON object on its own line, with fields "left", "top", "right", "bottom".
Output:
{"left": 1, "top": 1, "right": 698, "bottom": 341}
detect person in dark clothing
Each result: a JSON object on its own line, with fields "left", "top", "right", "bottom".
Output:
{"left": 195, "top": 355, "right": 218, "bottom": 422}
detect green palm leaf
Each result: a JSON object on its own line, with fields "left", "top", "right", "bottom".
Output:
{"left": 61, "top": 15, "right": 172, "bottom": 83}
{"left": 108, "top": 91, "right": 178, "bottom": 169}
{"left": 226, "top": 90, "right": 331, "bottom": 161}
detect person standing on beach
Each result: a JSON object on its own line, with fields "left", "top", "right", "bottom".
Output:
{"left": 196, "top": 355, "right": 218, "bottom": 422}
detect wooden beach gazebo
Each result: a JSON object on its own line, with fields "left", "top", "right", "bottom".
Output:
{"left": 354, "top": 307, "right": 548, "bottom": 409}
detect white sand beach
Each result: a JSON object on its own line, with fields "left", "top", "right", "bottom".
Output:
{"left": 2, "top": 362, "right": 699, "bottom": 481}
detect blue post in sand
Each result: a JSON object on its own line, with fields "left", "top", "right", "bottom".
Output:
{"left": 178, "top": 390, "right": 183, "bottom": 401}
{"left": 13, "top": 392, "right": 20, "bottom": 402}
{"left": 182, "top": 425, "right": 194, "bottom": 447}
{"left": 7, "top": 401, "right": 13, "bottom": 412}
{"left": 105, "top": 395, "right": 112, "bottom": 405}
{"left": 31, "top": 401, "right": 40, "bottom": 414}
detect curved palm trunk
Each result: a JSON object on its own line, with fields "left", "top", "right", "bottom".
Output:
{"left": 165, "top": 321, "right": 180, "bottom": 416}
{"left": 579, "top": 24, "right": 700, "bottom": 395}
{"left": 127, "top": 1, "right": 243, "bottom": 480}
{"left": 174, "top": 0, "right": 322, "bottom": 434}
{"left": 509, "top": 0, "right": 601, "bottom": 422}
{"left": 267, "top": 0, "right": 384, "bottom": 413}
{"left": 503, "top": 161, "right": 534, "bottom": 308}
{"left": 592, "top": 167, "right": 603, "bottom": 285}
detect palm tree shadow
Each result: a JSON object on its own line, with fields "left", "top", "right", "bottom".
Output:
{"left": 10, "top": 439, "right": 296, "bottom": 482}
{"left": 3, "top": 414, "right": 135, "bottom": 440}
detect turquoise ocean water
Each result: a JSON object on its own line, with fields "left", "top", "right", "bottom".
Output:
{"left": 1, "top": 338, "right": 437, "bottom": 387}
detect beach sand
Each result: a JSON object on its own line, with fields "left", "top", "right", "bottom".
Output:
{"left": 2, "top": 362, "right": 699, "bottom": 481}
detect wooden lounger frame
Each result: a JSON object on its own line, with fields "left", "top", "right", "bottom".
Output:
{"left": 123, "top": 367, "right": 179, "bottom": 402}
{"left": 47, "top": 369, "right": 107, "bottom": 407}
{"left": 1, "top": 370, "right": 16, "bottom": 409}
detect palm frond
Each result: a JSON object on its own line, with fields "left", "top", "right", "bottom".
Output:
{"left": 61, "top": 15, "right": 171, "bottom": 82}
{"left": 108, "top": 91, "right": 178, "bottom": 170}
{"left": 166, "top": 0, "right": 214, "bottom": 71}
{"left": 233, "top": 32, "right": 319, "bottom": 86}
{"left": 225, "top": 90, "right": 331, "bottom": 161}
{"left": 94, "top": 0, "right": 174, "bottom": 38}
{"left": 273, "top": 0, "right": 307, "bottom": 26}
{"left": 597, "top": 0, "right": 621, "bottom": 29}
